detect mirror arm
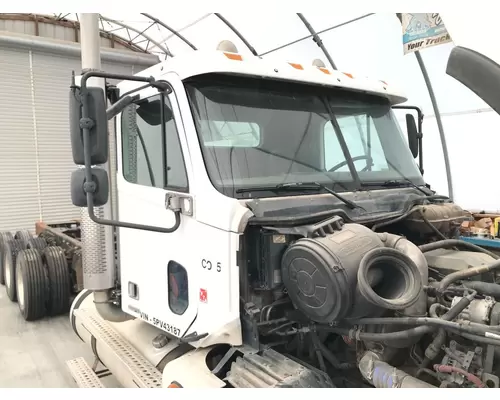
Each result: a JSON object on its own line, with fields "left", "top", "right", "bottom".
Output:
{"left": 106, "top": 94, "right": 140, "bottom": 121}
{"left": 80, "top": 70, "right": 182, "bottom": 234}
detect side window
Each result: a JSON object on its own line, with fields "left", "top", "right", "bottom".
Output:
{"left": 168, "top": 261, "right": 189, "bottom": 316}
{"left": 121, "top": 93, "right": 188, "bottom": 191}
{"left": 323, "top": 115, "right": 389, "bottom": 172}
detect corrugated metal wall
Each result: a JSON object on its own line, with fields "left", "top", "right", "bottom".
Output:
{"left": 0, "top": 44, "right": 155, "bottom": 232}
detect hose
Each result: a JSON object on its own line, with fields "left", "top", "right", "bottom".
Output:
{"left": 311, "top": 333, "right": 355, "bottom": 370}
{"left": 463, "top": 281, "right": 500, "bottom": 299}
{"left": 433, "top": 364, "right": 485, "bottom": 388}
{"left": 423, "top": 303, "right": 450, "bottom": 366}
{"left": 317, "top": 293, "right": 474, "bottom": 342}
{"left": 436, "top": 259, "right": 500, "bottom": 304}
{"left": 343, "top": 315, "right": 498, "bottom": 336}
{"left": 419, "top": 208, "right": 447, "bottom": 240}
{"left": 419, "top": 239, "right": 499, "bottom": 260}
{"left": 454, "top": 331, "right": 500, "bottom": 347}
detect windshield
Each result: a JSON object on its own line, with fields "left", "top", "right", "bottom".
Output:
{"left": 184, "top": 74, "right": 424, "bottom": 198}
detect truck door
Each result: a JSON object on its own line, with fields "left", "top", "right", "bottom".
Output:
{"left": 115, "top": 83, "right": 197, "bottom": 339}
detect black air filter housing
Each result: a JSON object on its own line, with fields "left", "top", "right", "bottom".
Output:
{"left": 281, "top": 223, "right": 385, "bottom": 323}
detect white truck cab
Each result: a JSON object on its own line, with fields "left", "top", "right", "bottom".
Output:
{"left": 67, "top": 35, "right": 500, "bottom": 388}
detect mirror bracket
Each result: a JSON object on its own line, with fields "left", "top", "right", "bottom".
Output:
{"left": 166, "top": 193, "right": 193, "bottom": 217}
{"left": 76, "top": 70, "right": 182, "bottom": 234}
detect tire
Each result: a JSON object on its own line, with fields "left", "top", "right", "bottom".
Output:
{"left": 27, "top": 237, "right": 48, "bottom": 251}
{"left": 43, "top": 246, "right": 70, "bottom": 316}
{"left": 0, "top": 231, "right": 14, "bottom": 244}
{"left": 14, "top": 230, "right": 32, "bottom": 245}
{"left": 3, "top": 239, "right": 26, "bottom": 302}
{"left": 0, "top": 232, "right": 14, "bottom": 285}
{"left": 16, "top": 249, "right": 48, "bottom": 321}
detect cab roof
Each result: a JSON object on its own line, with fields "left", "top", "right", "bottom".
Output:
{"left": 126, "top": 49, "right": 407, "bottom": 105}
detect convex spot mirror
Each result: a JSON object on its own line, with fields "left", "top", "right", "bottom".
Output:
{"left": 135, "top": 97, "right": 174, "bottom": 125}
{"left": 71, "top": 167, "right": 109, "bottom": 207}
{"left": 69, "top": 86, "right": 109, "bottom": 166}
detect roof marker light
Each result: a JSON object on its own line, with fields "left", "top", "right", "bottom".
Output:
{"left": 289, "top": 63, "right": 304, "bottom": 70}
{"left": 223, "top": 52, "right": 243, "bottom": 61}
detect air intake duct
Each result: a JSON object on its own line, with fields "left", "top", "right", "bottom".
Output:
{"left": 281, "top": 223, "right": 423, "bottom": 323}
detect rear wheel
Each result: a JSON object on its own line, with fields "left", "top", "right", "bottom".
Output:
{"left": 3, "top": 239, "right": 26, "bottom": 302}
{"left": 0, "top": 231, "right": 14, "bottom": 285}
{"left": 43, "top": 246, "right": 71, "bottom": 316}
{"left": 27, "top": 237, "right": 48, "bottom": 251}
{"left": 14, "top": 230, "right": 32, "bottom": 246}
{"left": 16, "top": 249, "right": 48, "bottom": 321}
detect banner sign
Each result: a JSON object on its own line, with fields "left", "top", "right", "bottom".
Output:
{"left": 401, "top": 13, "right": 452, "bottom": 54}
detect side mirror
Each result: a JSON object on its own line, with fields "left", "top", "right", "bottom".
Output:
{"left": 406, "top": 113, "right": 419, "bottom": 158}
{"left": 69, "top": 86, "right": 109, "bottom": 165}
{"left": 70, "top": 167, "right": 109, "bottom": 207}
{"left": 69, "top": 70, "right": 181, "bottom": 235}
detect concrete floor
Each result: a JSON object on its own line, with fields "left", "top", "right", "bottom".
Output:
{"left": 0, "top": 288, "right": 96, "bottom": 388}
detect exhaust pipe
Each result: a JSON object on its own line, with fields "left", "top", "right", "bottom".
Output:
{"left": 359, "top": 351, "right": 435, "bottom": 388}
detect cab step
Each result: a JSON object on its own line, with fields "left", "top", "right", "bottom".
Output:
{"left": 73, "top": 308, "right": 163, "bottom": 388}
{"left": 66, "top": 357, "right": 105, "bottom": 388}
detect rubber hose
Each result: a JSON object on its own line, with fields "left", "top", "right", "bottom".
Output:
{"left": 463, "top": 281, "right": 500, "bottom": 299}
{"left": 419, "top": 239, "right": 499, "bottom": 260}
{"left": 433, "top": 364, "right": 485, "bottom": 388}
{"left": 436, "top": 259, "right": 500, "bottom": 304}
{"left": 457, "top": 331, "right": 500, "bottom": 347}
{"left": 424, "top": 303, "right": 450, "bottom": 365}
{"left": 317, "top": 294, "right": 474, "bottom": 341}
{"left": 311, "top": 334, "right": 355, "bottom": 370}
{"left": 345, "top": 315, "right": 496, "bottom": 336}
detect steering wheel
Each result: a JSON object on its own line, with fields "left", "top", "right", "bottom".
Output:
{"left": 328, "top": 155, "right": 373, "bottom": 173}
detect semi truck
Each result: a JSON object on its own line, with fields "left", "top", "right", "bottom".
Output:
{"left": 7, "top": 13, "right": 500, "bottom": 388}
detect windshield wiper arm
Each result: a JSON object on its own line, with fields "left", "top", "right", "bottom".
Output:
{"left": 237, "top": 182, "right": 363, "bottom": 210}
{"left": 283, "top": 182, "right": 364, "bottom": 210}
{"left": 361, "top": 179, "right": 431, "bottom": 196}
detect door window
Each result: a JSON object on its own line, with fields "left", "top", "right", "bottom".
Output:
{"left": 121, "top": 93, "right": 188, "bottom": 191}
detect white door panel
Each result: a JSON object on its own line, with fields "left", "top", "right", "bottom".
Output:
{"left": 116, "top": 76, "right": 240, "bottom": 342}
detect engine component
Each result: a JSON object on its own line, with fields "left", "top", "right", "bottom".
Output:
{"left": 437, "top": 340, "right": 492, "bottom": 388}
{"left": 450, "top": 296, "right": 496, "bottom": 324}
{"left": 358, "top": 351, "right": 435, "bottom": 388}
{"left": 281, "top": 223, "right": 423, "bottom": 323}
{"left": 404, "top": 203, "right": 471, "bottom": 236}
{"left": 424, "top": 249, "right": 497, "bottom": 282}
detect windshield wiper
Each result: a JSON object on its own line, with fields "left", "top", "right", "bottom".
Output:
{"left": 361, "top": 179, "right": 431, "bottom": 196}
{"left": 236, "top": 182, "right": 363, "bottom": 210}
